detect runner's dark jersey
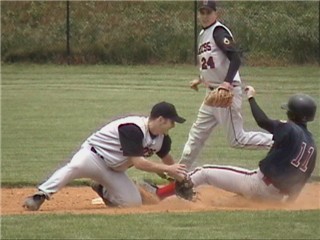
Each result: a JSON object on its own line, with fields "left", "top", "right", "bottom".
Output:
{"left": 249, "top": 98, "right": 317, "bottom": 196}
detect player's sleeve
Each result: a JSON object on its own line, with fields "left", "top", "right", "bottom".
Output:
{"left": 213, "top": 26, "right": 241, "bottom": 83}
{"left": 156, "top": 135, "right": 172, "bottom": 158}
{"left": 248, "top": 97, "right": 278, "bottom": 133}
{"left": 118, "top": 123, "right": 144, "bottom": 156}
{"left": 272, "top": 122, "right": 291, "bottom": 144}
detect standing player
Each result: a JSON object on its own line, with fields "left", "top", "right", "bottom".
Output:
{"left": 168, "top": 88, "right": 317, "bottom": 203}
{"left": 139, "top": 0, "right": 273, "bottom": 199}
{"left": 181, "top": 0, "right": 273, "bottom": 170}
{"left": 23, "top": 102, "right": 187, "bottom": 211}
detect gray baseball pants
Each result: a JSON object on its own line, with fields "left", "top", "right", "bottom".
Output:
{"left": 180, "top": 87, "right": 273, "bottom": 170}
{"left": 38, "top": 142, "right": 141, "bottom": 207}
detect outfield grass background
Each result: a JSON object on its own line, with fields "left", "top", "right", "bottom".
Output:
{"left": 2, "top": 211, "right": 319, "bottom": 239}
{"left": 1, "top": 64, "right": 320, "bottom": 239}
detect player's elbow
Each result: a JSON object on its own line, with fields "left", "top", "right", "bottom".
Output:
{"left": 256, "top": 120, "right": 273, "bottom": 133}
{"left": 234, "top": 53, "right": 241, "bottom": 67}
{"left": 228, "top": 51, "right": 241, "bottom": 69}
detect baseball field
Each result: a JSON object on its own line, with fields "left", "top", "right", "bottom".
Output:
{"left": 1, "top": 64, "right": 320, "bottom": 239}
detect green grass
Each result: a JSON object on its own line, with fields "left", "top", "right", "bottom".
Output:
{"left": 1, "top": 210, "right": 320, "bottom": 239}
{"left": 2, "top": 64, "right": 319, "bottom": 185}
{"left": 1, "top": 64, "right": 320, "bottom": 239}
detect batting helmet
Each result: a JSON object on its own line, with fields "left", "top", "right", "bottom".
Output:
{"left": 281, "top": 94, "right": 317, "bottom": 123}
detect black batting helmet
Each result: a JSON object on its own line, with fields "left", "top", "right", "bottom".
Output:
{"left": 281, "top": 94, "right": 317, "bottom": 123}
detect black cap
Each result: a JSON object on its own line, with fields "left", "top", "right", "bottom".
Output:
{"left": 199, "top": 0, "right": 216, "bottom": 11}
{"left": 150, "top": 102, "right": 186, "bottom": 123}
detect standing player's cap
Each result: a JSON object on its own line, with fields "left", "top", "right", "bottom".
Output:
{"left": 151, "top": 102, "right": 186, "bottom": 123}
{"left": 199, "top": 0, "right": 216, "bottom": 11}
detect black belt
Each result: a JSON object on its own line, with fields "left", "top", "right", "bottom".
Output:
{"left": 91, "top": 146, "right": 104, "bottom": 160}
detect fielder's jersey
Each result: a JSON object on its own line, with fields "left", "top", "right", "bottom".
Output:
{"left": 86, "top": 116, "right": 165, "bottom": 168}
{"left": 198, "top": 21, "right": 241, "bottom": 86}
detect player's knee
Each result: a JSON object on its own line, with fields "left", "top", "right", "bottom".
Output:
{"left": 117, "top": 193, "right": 142, "bottom": 207}
{"left": 68, "top": 164, "right": 83, "bottom": 173}
{"left": 228, "top": 138, "right": 245, "bottom": 148}
{"left": 122, "top": 198, "right": 142, "bottom": 207}
{"left": 229, "top": 142, "right": 242, "bottom": 148}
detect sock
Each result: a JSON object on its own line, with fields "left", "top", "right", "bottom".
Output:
{"left": 156, "top": 181, "right": 176, "bottom": 199}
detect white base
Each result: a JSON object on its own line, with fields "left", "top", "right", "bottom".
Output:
{"left": 91, "top": 197, "right": 104, "bottom": 205}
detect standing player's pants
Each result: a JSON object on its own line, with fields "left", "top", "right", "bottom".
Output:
{"left": 38, "top": 142, "right": 142, "bottom": 207}
{"left": 189, "top": 165, "right": 287, "bottom": 201}
{"left": 180, "top": 86, "right": 273, "bottom": 170}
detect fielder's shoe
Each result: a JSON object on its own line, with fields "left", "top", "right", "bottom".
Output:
{"left": 91, "top": 182, "right": 115, "bottom": 207}
{"left": 139, "top": 179, "right": 159, "bottom": 195}
{"left": 23, "top": 192, "right": 47, "bottom": 211}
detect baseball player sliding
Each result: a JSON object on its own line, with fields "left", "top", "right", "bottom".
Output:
{"left": 140, "top": 0, "right": 274, "bottom": 199}
{"left": 149, "top": 87, "right": 318, "bottom": 203}
{"left": 23, "top": 102, "right": 187, "bottom": 210}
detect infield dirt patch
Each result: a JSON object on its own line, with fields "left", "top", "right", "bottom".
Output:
{"left": 1, "top": 182, "right": 319, "bottom": 215}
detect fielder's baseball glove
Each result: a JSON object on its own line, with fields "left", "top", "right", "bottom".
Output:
{"left": 175, "top": 178, "right": 196, "bottom": 201}
{"left": 205, "top": 86, "right": 233, "bottom": 108}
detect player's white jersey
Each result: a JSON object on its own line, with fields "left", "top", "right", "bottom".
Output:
{"left": 198, "top": 21, "right": 241, "bottom": 86}
{"left": 86, "top": 116, "right": 164, "bottom": 168}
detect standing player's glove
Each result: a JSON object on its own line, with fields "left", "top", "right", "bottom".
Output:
{"left": 204, "top": 86, "right": 233, "bottom": 108}
{"left": 175, "top": 178, "right": 196, "bottom": 201}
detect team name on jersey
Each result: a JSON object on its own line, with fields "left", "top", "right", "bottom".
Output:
{"left": 143, "top": 147, "right": 156, "bottom": 157}
{"left": 198, "top": 42, "right": 212, "bottom": 55}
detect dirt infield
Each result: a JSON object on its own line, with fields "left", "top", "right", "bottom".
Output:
{"left": 1, "top": 182, "right": 319, "bottom": 216}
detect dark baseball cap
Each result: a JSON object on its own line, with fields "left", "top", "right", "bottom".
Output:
{"left": 199, "top": 0, "right": 216, "bottom": 11}
{"left": 150, "top": 101, "right": 186, "bottom": 123}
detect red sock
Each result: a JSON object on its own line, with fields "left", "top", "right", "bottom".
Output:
{"left": 156, "top": 182, "right": 176, "bottom": 199}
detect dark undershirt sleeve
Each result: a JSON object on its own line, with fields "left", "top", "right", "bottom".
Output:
{"left": 118, "top": 124, "right": 144, "bottom": 156}
{"left": 213, "top": 26, "right": 241, "bottom": 83}
{"left": 248, "top": 98, "right": 278, "bottom": 134}
{"left": 156, "top": 135, "right": 172, "bottom": 158}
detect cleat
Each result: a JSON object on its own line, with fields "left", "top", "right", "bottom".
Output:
{"left": 91, "top": 182, "right": 115, "bottom": 207}
{"left": 139, "top": 179, "right": 159, "bottom": 195}
{"left": 138, "top": 179, "right": 161, "bottom": 204}
{"left": 23, "top": 192, "right": 46, "bottom": 211}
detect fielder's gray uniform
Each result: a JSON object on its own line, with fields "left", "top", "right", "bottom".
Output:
{"left": 180, "top": 21, "right": 273, "bottom": 170}
{"left": 38, "top": 116, "right": 167, "bottom": 206}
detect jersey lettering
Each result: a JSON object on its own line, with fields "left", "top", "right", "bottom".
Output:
{"left": 198, "top": 42, "right": 211, "bottom": 54}
{"left": 143, "top": 147, "right": 156, "bottom": 157}
{"left": 290, "top": 142, "right": 315, "bottom": 172}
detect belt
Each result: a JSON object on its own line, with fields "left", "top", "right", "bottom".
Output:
{"left": 208, "top": 85, "right": 240, "bottom": 91}
{"left": 91, "top": 146, "right": 104, "bottom": 160}
{"left": 262, "top": 175, "right": 273, "bottom": 186}
{"left": 262, "top": 175, "right": 289, "bottom": 195}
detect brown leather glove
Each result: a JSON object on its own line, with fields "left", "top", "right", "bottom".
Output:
{"left": 204, "top": 86, "right": 233, "bottom": 108}
{"left": 175, "top": 178, "right": 196, "bottom": 201}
